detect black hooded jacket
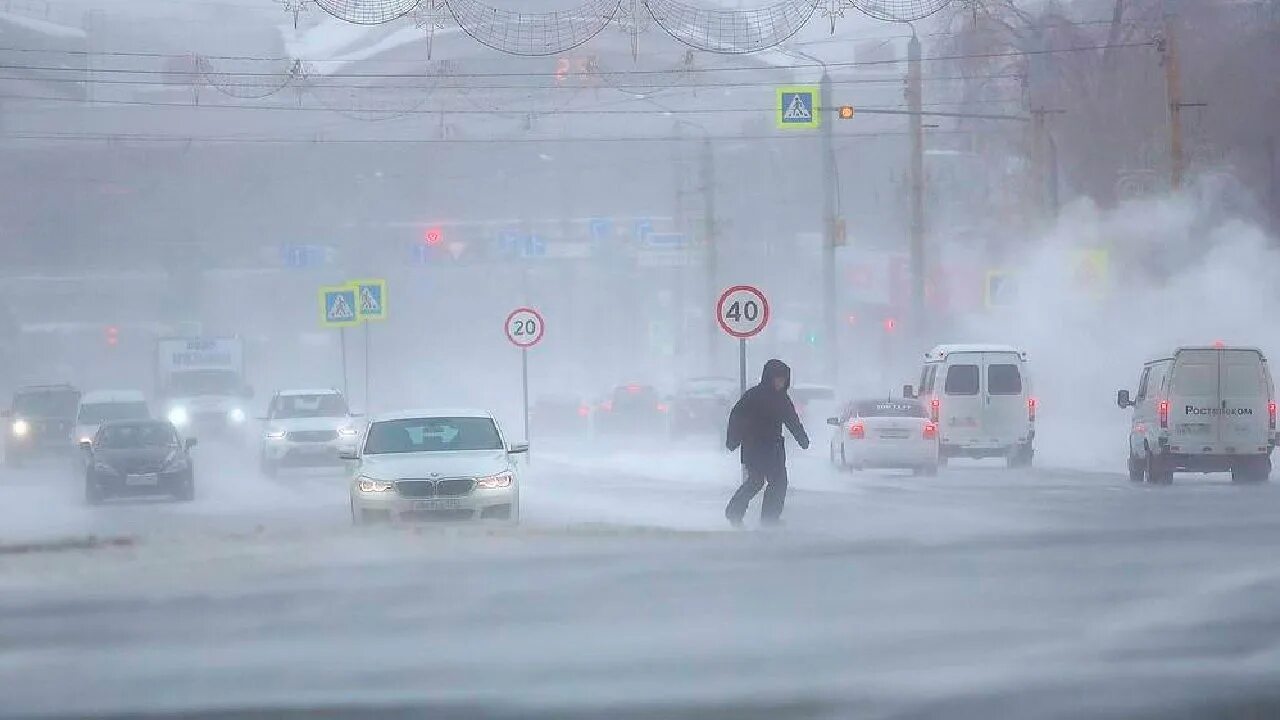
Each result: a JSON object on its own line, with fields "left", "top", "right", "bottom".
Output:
{"left": 726, "top": 359, "right": 810, "bottom": 467}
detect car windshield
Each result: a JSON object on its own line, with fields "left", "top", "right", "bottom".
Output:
{"left": 364, "top": 417, "right": 503, "bottom": 454}
{"left": 79, "top": 402, "right": 149, "bottom": 425}
{"left": 855, "top": 400, "right": 927, "bottom": 418}
{"left": 97, "top": 422, "right": 178, "bottom": 450}
{"left": 13, "top": 390, "right": 80, "bottom": 418}
{"left": 272, "top": 394, "right": 348, "bottom": 419}
{"left": 169, "top": 370, "right": 240, "bottom": 396}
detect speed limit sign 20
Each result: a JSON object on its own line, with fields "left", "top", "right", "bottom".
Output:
{"left": 505, "top": 307, "right": 545, "bottom": 348}
{"left": 716, "top": 285, "right": 770, "bottom": 338}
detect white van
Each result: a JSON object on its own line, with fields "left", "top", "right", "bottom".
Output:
{"left": 1117, "top": 346, "right": 1275, "bottom": 485}
{"left": 906, "top": 344, "right": 1035, "bottom": 467}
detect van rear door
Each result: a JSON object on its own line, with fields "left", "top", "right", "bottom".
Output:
{"left": 939, "top": 354, "right": 983, "bottom": 445}
{"left": 982, "top": 353, "right": 1029, "bottom": 445}
{"left": 1218, "top": 349, "right": 1271, "bottom": 453}
{"left": 1169, "top": 350, "right": 1219, "bottom": 449}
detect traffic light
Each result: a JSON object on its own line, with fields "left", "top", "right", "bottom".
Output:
{"left": 806, "top": 331, "right": 819, "bottom": 346}
{"left": 105, "top": 325, "right": 119, "bottom": 347}
{"left": 423, "top": 226, "right": 444, "bottom": 246}
{"left": 837, "top": 105, "right": 855, "bottom": 120}
{"left": 882, "top": 317, "right": 897, "bottom": 333}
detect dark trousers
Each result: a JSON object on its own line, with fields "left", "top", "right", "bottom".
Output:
{"left": 725, "top": 451, "right": 788, "bottom": 523}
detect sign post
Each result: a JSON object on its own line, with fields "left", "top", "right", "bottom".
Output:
{"left": 352, "top": 278, "right": 387, "bottom": 412}
{"left": 504, "top": 307, "right": 545, "bottom": 446}
{"left": 716, "top": 285, "right": 771, "bottom": 396}
{"left": 320, "top": 284, "right": 360, "bottom": 397}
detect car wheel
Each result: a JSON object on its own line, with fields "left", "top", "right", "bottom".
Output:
{"left": 350, "top": 499, "right": 363, "bottom": 526}
{"left": 260, "top": 456, "right": 279, "bottom": 478}
{"left": 923, "top": 463, "right": 939, "bottom": 477}
{"left": 1128, "top": 452, "right": 1145, "bottom": 483}
{"left": 174, "top": 480, "right": 195, "bottom": 502}
{"left": 1147, "top": 452, "right": 1173, "bottom": 486}
{"left": 1231, "top": 456, "right": 1271, "bottom": 484}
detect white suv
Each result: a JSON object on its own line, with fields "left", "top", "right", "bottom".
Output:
{"left": 1118, "top": 346, "right": 1275, "bottom": 485}
{"left": 259, "top": 389, "right": 361, "bottom": 476}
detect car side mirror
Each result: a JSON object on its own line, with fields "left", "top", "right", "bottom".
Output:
{"left": 338, "top": 450, "right": 359, "bottom": 461}
{"left": 825, "top": 416, "right": 840, "bottom": 426}
{"left": 1116, "top": 390, "right": 1132, "bottom": 409}
{"left": 508, "top": 442, "right": 530, "bottom": 455}
{"left": 903, "top": 385, "right": 915, "bottom": 399}
{"left": 184, "top": 438, "right": 198, "bottom": 450}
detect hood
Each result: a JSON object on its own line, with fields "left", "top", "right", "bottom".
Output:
{"left": 170, "top": 395, "right": 238, "bottom": 409}
{"left": 359, "top": 450, "right": 511, "bottom": 479}
{"left": 96, "top": 446, "right": 176, "bottom": 472}
{"left": 760, "top": 358, "right": 791, "bottom": 391}
{"left": 267, "top": 416, "right": 353, "bottom": 433}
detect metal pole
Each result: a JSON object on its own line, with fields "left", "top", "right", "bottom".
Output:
{"left": 1162, "top": 5, "right": 1185, "bottom": 190}
{"left": 339, "top": 327, "right": 349, "bottom": 399}
{"left": 363, "top": 322, "right": 371, "bottom": 412}
{"left": 907, "top": 33, "right": 926, "bottom": 335}
{"left": 521, "top": 347, "right": 530, "bottom": 443}
{"left": 820, "top": 68, "right": 838, "bottom": 387}
{"left": 739, "top": 338, "right": 747, "bottom": 398}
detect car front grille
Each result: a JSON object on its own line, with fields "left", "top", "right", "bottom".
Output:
{"left": 400, "top": 509, "right": 475, "bottom": 521}
{"left": 395, "top": 478, "right": 476, "bottom": 499}
{"left": 286, "top": 430, "right": 338, "bottom": 443}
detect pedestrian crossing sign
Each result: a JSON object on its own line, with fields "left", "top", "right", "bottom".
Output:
{"left": 320, "top": 285, "right": 360, "bottom": 328}
{"left": 776, "top": 86, "right": 820, "bottom": 130}
{"left": 984, "top": 271, "right": 1019, "bottom": 309}
{"left": 351, "top": 278, "right": 388, "bottom": 322}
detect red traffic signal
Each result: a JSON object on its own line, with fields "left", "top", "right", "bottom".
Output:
{"left": 423, "top": 226, "right": 444, "bottom": 246}
{"left": 882, "top": 317, "right": 897, "bottom": 333}
{"left": 105, "top": 325, "right": 119, "bottom": 346}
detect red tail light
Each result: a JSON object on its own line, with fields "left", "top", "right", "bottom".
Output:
{"left": 1269, "top": 402, "right": 1276, "bottom": 431}
{"left": 849, "top": 421, "right": 866, "bottom": 440}
{"left": 1158, "top": 400, "right": 1169, "bottom": 429}
{"left": 923, "top": 422, "right": 937, "bottom": 440}
{"left": 1028, "top": 397, "right": 1038, "bottom": 422}
{"left": 656, "top": 403, "right": 669, "bottom": 413}
{"left": 577, "top": 404, "right": 590, "bottom": 417}
{"left": 600, "top": 401, "right": 613, "bottom": 412}
{"left": 929, "top": 397, "right": 940, "bottom": 423}
{"left": 625, "top": 385, "right": 642, "bottom": 394}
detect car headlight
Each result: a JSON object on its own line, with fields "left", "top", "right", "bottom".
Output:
{"left": 264, "top": 429, "right": 287, "bottom": 441}
{"left": 11, "top": 419, "right": 30, "bottom": 438}
{"left": 476, "top": 471, "right": 514, "bottom": 489}
{"left": 228, "top": 408, "right": 246, "bottom": 424}
{"left": 167, "top": 407, "right": 189, "bottom": 427}
{"left": 92, "top": 461, "right": 118, "bottom": 475}
{"left": 357, "top": 475, "right": 394, "bottom": 493}
{"left": 337, "top": 426, "right": 359, "bottom": 438}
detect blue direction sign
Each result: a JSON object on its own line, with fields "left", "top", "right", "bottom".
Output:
{"left": 319, "top": 285, "right": 359, "bottom": 328}
{"left": 589, "top": 217, "right": 613, "bottom": 243}
{"left": 644, "top": 232, "right": 687, "bottom": 249}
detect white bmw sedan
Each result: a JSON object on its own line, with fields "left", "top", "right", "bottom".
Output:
{"left": 346, "top": 410, "right": 527, "bottom": 525}
{"left": 828, "top": 398, "right": 940, "bottom": 476}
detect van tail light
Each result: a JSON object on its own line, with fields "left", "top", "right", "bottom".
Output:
{"left": 1158, "top": 400, "right": 1169, "bottom": 429}
{"left": 849, "top": 421, "right": 866, "bottom": 440}
{"left": 1028, "top": 397, "right": 1038, "bottom": 423}
{"left": 1269, "top": 402, "right": 1276, "bottom": 431}
{"left": 656, "top": 403, "right": 669, "bottom": 413}
{"left": 577, "top": 404, "right": 590, "bottom": 418}
{"left": 600, "top": 401, "right": 613, "bottom": 413}
{"left": 922, "top": 422, "right": 937, "bottom": 440}
{"left": 929, "top": 397, "right": 940, "bottom": 423}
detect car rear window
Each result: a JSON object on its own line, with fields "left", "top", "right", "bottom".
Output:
{"left": 987, "top": 364, "right": 1023, "bottom": 395}
{"left": 1172, "top": 362, "right": 1217, "bottom": 396}
{"left": 855, "top": 400, "right": 926, "bottom": 418}
{"left": 944, "top": 365, "right": 980, "bottom": 395}
{"left": 78, "top": 402, "right": 149, "bottom": 425}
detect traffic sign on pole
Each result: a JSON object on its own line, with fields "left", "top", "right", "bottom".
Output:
{"left": 984, "top": 271, "right": 1020, "bottom": 309}
{"left": 505, "top": 307, "right": 546, "bottom": 348}
{"left": 320, "top": 285, "right": 359, "bottom": 328}
{"left": 717, "top": 285, "right": 770, "bottom": 339}
{"left": 776, "top": 86, "right": 820, "bottom": 130}
{"left": 352, "top": 278, "right": 388, "bottom": 322}
{"left": 717, "top": 285, "right": 770, "bottom": 397}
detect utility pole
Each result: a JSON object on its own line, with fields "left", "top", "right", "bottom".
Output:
{"left": 1030, "top": 107, "right": 1066, "bottom": 219}
{"left": 907, "top": 33, "right": 925, "bottom": 333}
{"left": 702, "top": 136, "right": 718, "bottom": 373}
{"left": 820, "top": 68, "right": 838, "bottom": 386}
{"left": 1161, "top": 5, "right": 1184, "bottom": 190}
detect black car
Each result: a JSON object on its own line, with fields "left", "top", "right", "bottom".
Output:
{"left": 530, "top": 394, "right": 591, "bottom": 438}
{"left": 669, "top": 377, "right": 737, "bottom": 438}
{"left": 4, "top": 384, "right": 81, "bottom": 467}
{"left": 594, "top": 384, "right": 669, "bottom": 436}
{"left": 82, "top": 420, "right": 197, "bottom": 504}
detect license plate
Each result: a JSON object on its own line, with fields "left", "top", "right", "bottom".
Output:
{"left": 414, "top": 499, "right": 464, "bottom": 511}
{"left": 298, "top": 444, "right": 333, "bottom": 455}
{"left": 1177, "top": 423, "right": 1211, "bottom": 435}
{"left": 878, "top": 432, "right": 910, "bottom": 440}
{"left": 125, "top": 473, "right": 159, "bottom": 486}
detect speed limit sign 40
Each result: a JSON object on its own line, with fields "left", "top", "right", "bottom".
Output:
{"left": 717, "top": 285, "right": 770, "bottom": 338}
{"left": 505, "top": 307, "right": 545, "bottom": 348}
